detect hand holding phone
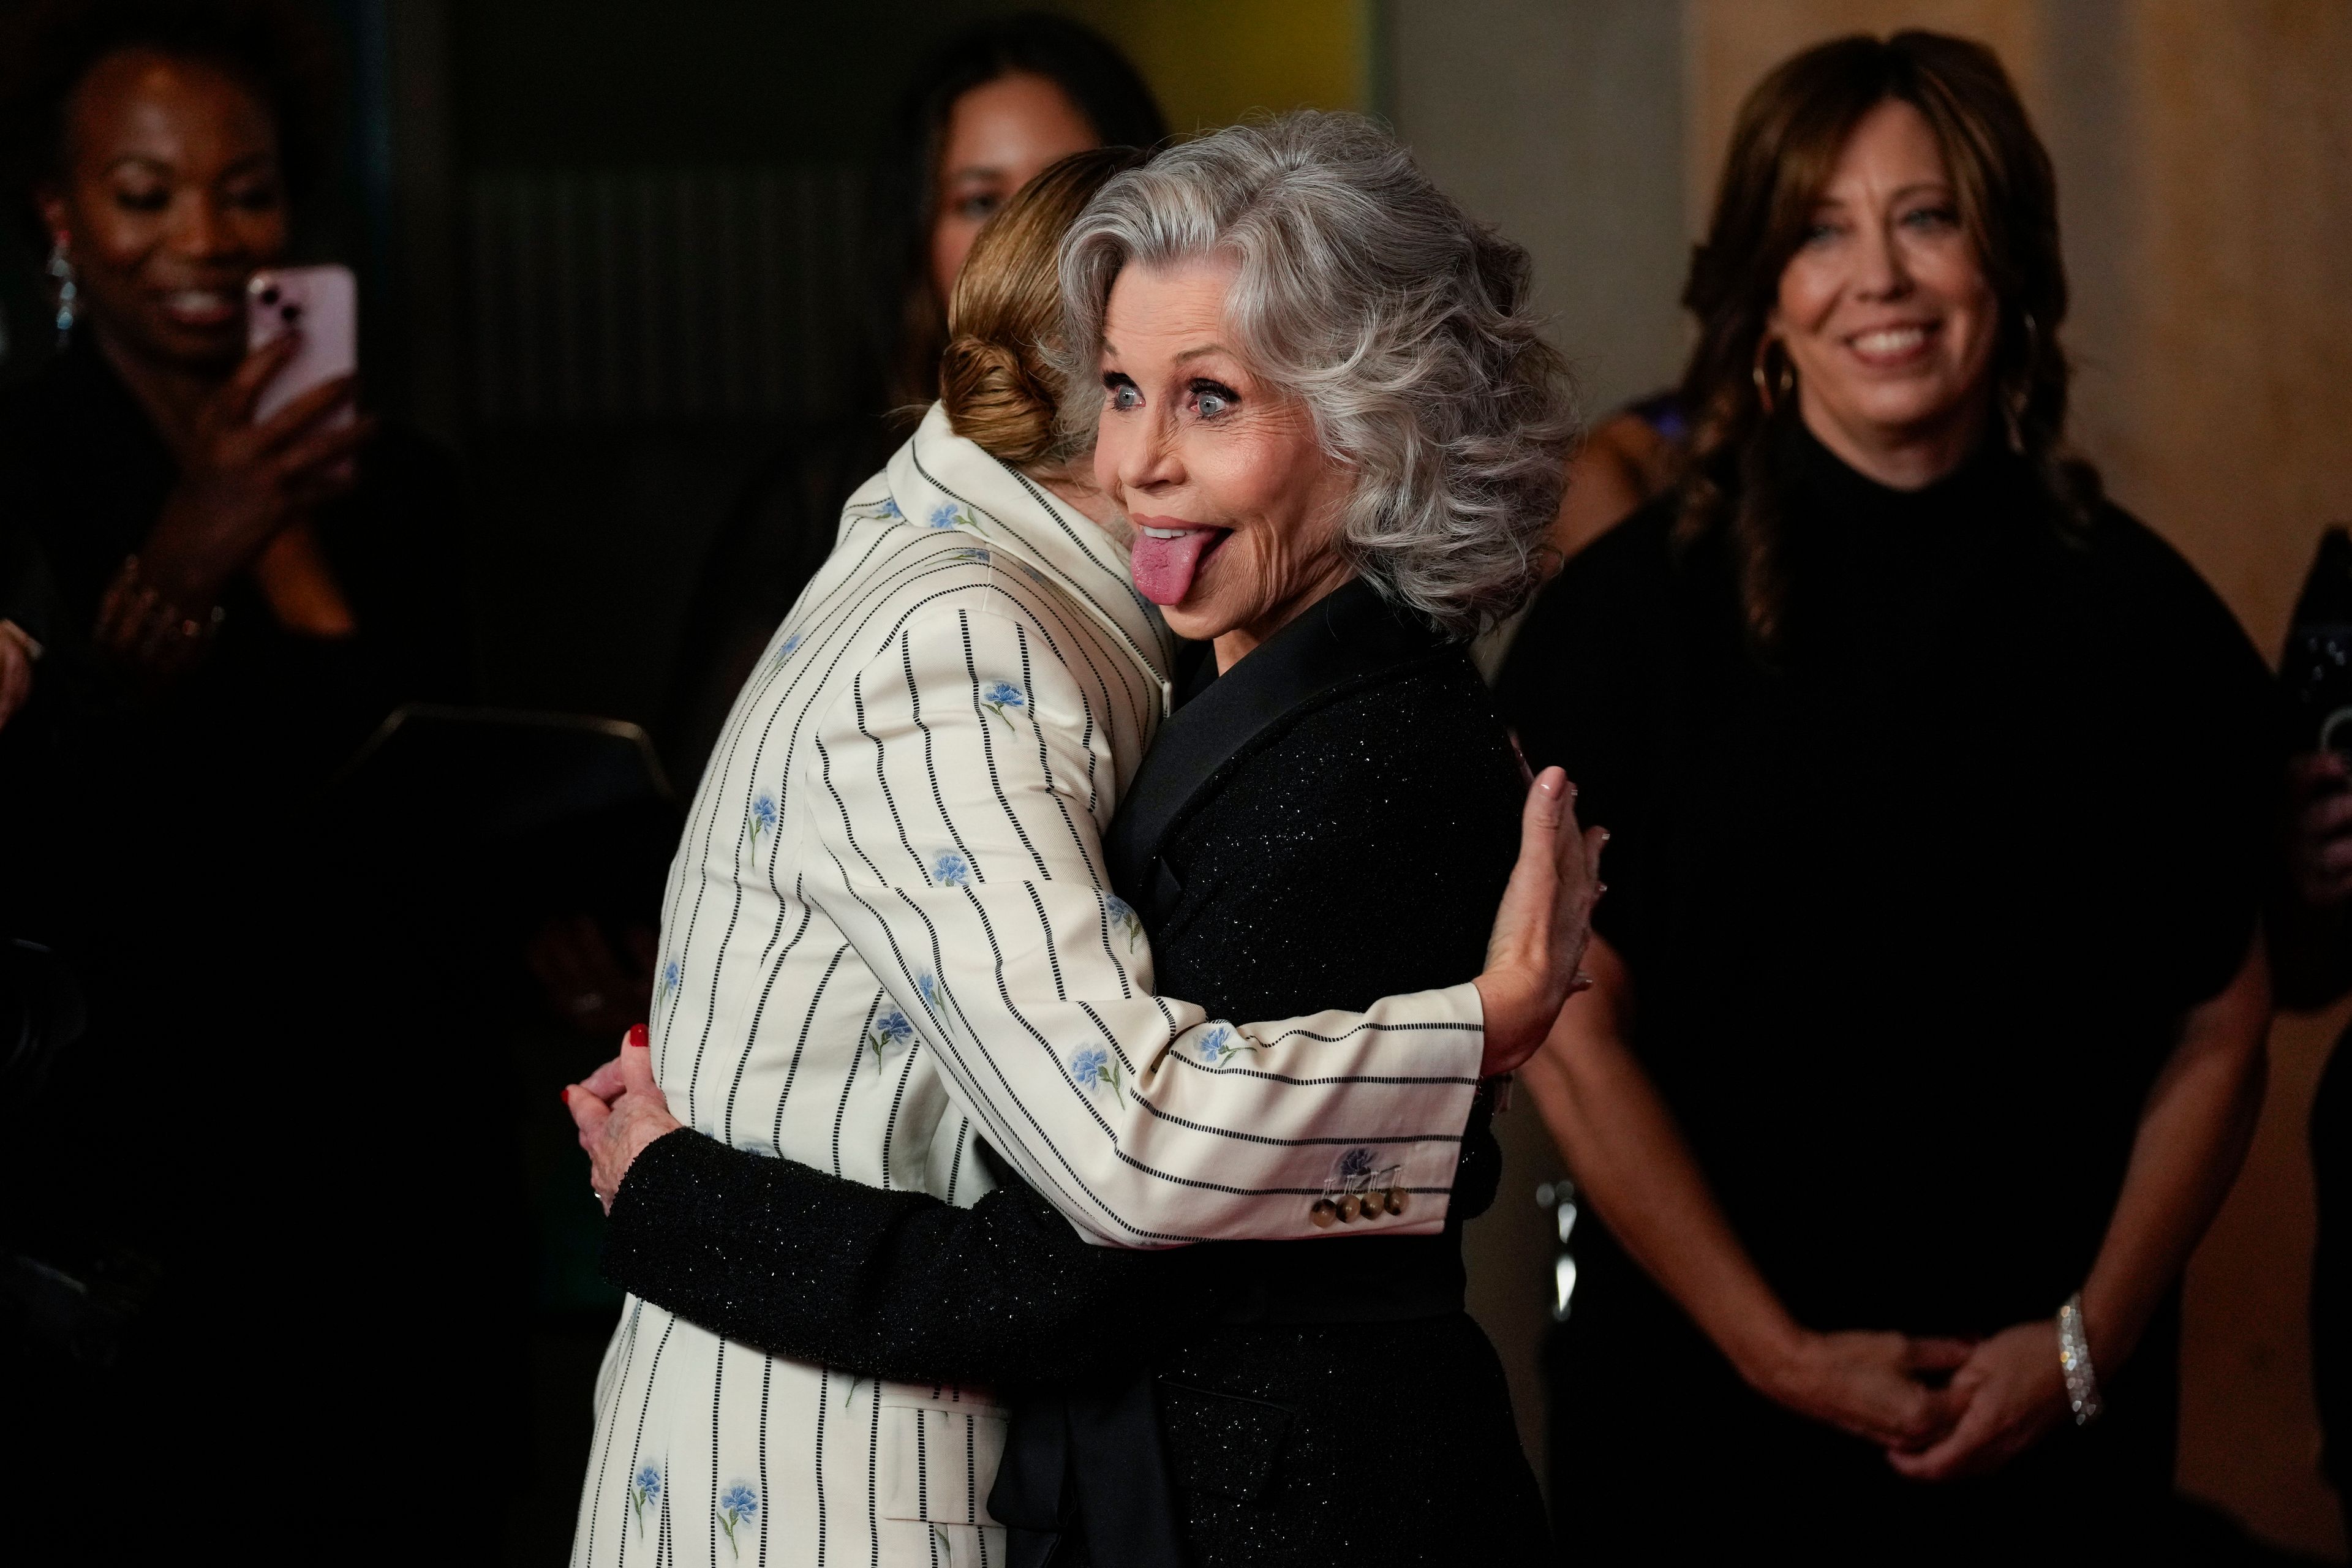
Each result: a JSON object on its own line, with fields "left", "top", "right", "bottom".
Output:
{"left": 246, "top": 263, "right": 356, "bottom": 426}
{"left": 129, "top": 266, "right": 371, "bottom": 612}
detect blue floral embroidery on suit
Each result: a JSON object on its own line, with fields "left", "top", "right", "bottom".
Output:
{"left": 981, "top": 680, "right": 1027, "bottom": 729}
{"left": 1105, "top": 895, "right": 1143, "bottom": 952}
{"left": 630, "top": 1464, "right": 662, "bottom": 1537}
{"left": 1072, "top": 1044, "right": 1125, "bottom": 1104}
{"left": 928, "top": 503, "right": 988, "bottom": 537}
{"left": 1198, "top": 1024, "right": 1251, "bottom": 1066}
{"left": 916, "top": 973, "right": 944, "bottom": 1016}
{"left": 1337, "top": 1147, "right": 1376, "bottom": 1180}
{"left": 932, "top": 851, "right": 971, "bottom": 888}
{"left": 748, "top": 794, "right": 777, "bottom": 842}
{"left": 717, "top": 1482, "right": 758, "bottom": 1557}
{"left": 769, "top": 631, "right": 804, "bottom": 669}
{"left": 869, "top": 1008, "right": 915, "bottom": 1060}
{"left": 656, "top": 959, "right": 682, "bottom": 1005}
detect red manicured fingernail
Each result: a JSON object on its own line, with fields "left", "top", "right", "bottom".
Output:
{"left": 627, "top": 1024, "right": 649, "bottom": 1049}
{"left": 560, "top": 1086, "right": 571, "bottom": 1103}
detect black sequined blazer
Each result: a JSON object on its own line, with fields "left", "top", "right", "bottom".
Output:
{"left": 606, "top": 579, "right": 1551, "bottom": 1566}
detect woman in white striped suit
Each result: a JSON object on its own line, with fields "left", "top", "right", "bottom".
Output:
{"left": 565, "top": 138, "right": 1592, "bottom": 1568}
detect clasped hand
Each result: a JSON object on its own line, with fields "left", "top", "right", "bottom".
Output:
{"left": 564, "top": 1025, "right": 684, "bottom": 1213}
{"left": 1765, "top": 1319, "right": 2070, "bottom": 1481}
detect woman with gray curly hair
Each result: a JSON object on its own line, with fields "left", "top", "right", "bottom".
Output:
{"left": 564, "top": 114, "right": 1581, "bottom": 1567}
{"left": 1058, "top": 110, "right": 1572, "bottom": 641}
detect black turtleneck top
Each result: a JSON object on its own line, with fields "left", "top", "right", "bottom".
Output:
{"left": 1495, "top": 424, "right": 2279, "bottom": 1336}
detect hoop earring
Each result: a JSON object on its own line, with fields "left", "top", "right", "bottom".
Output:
{"left": 1751, "top": 335, "right": 1793, "bottom": 415}
{"left": 46, "top": 235, "right": 77, "bottom": 349}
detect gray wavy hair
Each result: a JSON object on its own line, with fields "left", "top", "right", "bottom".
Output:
{"left": 1056, "top": 110, "right": 1578, "bottom": 638}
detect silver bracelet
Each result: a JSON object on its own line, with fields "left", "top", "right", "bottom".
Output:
{"left": 2056, "top": 1292, "right": 2103, "bottom": 1426}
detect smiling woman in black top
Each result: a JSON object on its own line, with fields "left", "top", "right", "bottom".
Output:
{"left": 1496, "top": 32, "right": 2277, "bottom": 1562}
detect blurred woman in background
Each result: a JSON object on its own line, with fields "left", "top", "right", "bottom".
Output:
{"left": 657, "top": 12, "right": 1165, "bottom": 792}
{"left": 0, "top": 0, "right": 478, "bottom": 1549}
{"left": 1499, "top": 32, "right": 2277, "bottom": 1560}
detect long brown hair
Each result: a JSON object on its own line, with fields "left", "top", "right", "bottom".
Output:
{"left": 940, "top": 145, "right": 1145, "bottom": 466}
{"left": 1676, "top": 30, "right": 2101, "bottom": 650}
{"left": 876, "top": 15, "right": 1165, "bottom": 416}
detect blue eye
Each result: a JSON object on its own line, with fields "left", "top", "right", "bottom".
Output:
{"left": 1104, "top": 375, "right": 1141, "bottom": 411}
{"left": 1191, "top": 380, "right": 1239, "bottom": 419}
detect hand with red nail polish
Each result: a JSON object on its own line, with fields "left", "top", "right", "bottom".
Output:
{"left": 563, "top": 1022, "right": 682, "bottom": 1214}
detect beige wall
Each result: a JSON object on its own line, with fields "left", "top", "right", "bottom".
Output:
{"left": 1060, "top": 0, "right": 1370, "bottom": 132}
{"left": 1399, "top": 1, "right": 2352, "bottom": 1556}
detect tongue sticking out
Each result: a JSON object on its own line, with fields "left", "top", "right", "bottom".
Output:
{"left": 1129, "top": 529, "right": 1221, "bottom": 606}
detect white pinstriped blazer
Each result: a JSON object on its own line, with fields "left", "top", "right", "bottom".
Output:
{"left": 573, "top": 405, "right": 1488, "bottom": 1568}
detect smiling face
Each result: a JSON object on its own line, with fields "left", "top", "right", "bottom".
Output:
{"left": 927, "top": 72, "right": 1099, "bottom": 308}
{"left": 1771, "top": 97, "right": 1999, "bottom": 488}
{"left": 1092, "top": 256, "right": 1355, "bottom": 665}
{"left": 37, "top": 48, "right": 288, "bottom": 373}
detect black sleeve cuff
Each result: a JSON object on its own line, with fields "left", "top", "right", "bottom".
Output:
{"left": 602, "top": 1128, "right": 1155, "bottom": 1388}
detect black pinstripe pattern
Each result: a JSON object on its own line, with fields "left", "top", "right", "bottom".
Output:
{"left": 813, "top": 1365, "right": 829, "bottom": 1568}
{"left": 880, "top": 1030, "right": 923, "bottom": 1189}
{"left": 618, "top": 1314, "right": 677, "bottom": 1568}
{"left": 578, "top": 1298, "right": 644, "bottom": 1568}
{"left": 757, "top": 1358, "right": 771, "bottom": 1568}
{"left": 710, "top": 1343, "right": 725, "bottom": 1567}
{"left": 956, "top": 613, "right": 1049, "bottom": 879}
{"left": 771, "top": 944, "right": 847, "bottom": 1158}
{"left": 865, "top": 1388, "right": 881, "bottom": 1568}
{"left": 573, "top": 409, "right": 1491, "bottom": 1566}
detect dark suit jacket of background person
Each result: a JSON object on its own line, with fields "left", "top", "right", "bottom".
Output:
{"left": 1496, "top": 422, "right": 2280, "bottom": 1561}
{"left": 603, "top": 578, "right": 1553, "bottom": 1567}
{"left": 0, "top": 335, "right": 516, "bottom": 1554}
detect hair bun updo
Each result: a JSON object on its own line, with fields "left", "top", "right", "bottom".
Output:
{"left": 937, "top": 145, "right": 1150, "bottom": 470}
{"left": 940, "top": 330, "right": 1061, "bottom": 467}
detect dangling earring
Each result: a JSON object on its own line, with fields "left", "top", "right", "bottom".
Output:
{"left": 46, "top": 235, "right": 77, "bottom": 349}
{"left": 1751, "top": 334, "right": 1793, "bottom": 415}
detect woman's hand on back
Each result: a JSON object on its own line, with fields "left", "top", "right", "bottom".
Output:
{"left": 137, "top": 333, "right": 373, "bottom": 612}
{"left": 564, "top": 1025, "right": 686, "bottom": 1213}
{"left": 1474, "top": 766, "right": 1607, "bottom": 1077}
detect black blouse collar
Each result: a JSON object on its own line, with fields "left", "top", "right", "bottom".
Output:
{"left": 1778, "top": 412, "right": 2030, "bottom": 527}
{"left": 1103, "top": 576, "right": 1449, "bottom": 905}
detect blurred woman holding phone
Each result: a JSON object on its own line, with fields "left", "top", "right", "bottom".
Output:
{"left": 0, "top": 0, "right": 472, "bottom": 1550}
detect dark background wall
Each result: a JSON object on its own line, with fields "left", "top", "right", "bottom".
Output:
{"left": 2, "top": 2, "right": 2342, "bottom": 1558}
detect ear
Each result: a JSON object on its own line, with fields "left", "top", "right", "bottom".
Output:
{"left": 34, "top": 187, "right": 69, "bottom": 251}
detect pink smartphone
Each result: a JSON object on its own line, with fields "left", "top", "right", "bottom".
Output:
{"left": 246, "top": 264, "right": 356, "bottom": 425}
